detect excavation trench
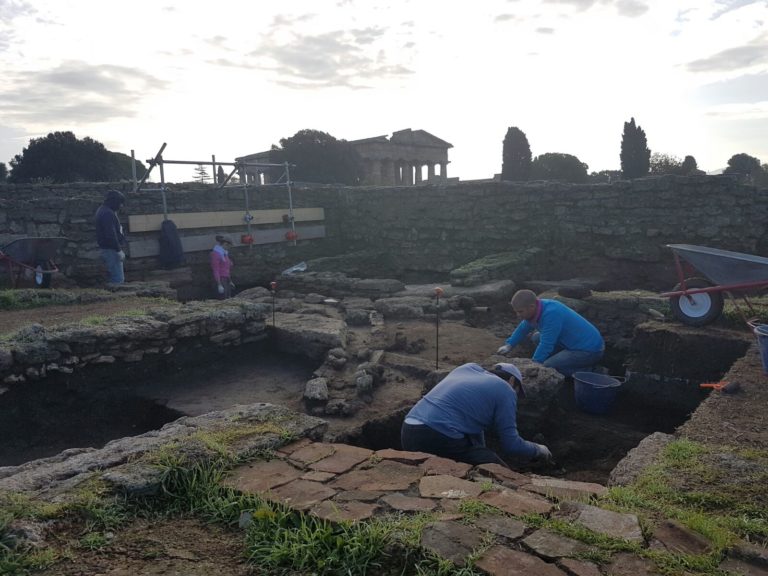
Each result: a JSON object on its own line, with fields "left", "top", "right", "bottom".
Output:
{"left": 0, "top": 313, "right": 751, "bottom": 485}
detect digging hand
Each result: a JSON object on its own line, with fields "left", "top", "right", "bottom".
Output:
{"left": 117, "top": 250, "right": 126, "bottom": 262}
{"left": 497, "top": 344, "right": 512, "bottom": 355}
{"left": 217, "top": 283, "right": 224, "bottom": 295}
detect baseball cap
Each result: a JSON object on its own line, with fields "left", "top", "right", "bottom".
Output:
{"left": 493, "top": 362, "right": 525, "bottom": 397}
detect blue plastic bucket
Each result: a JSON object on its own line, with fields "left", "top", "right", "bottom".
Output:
{"left": 573, "top": 372, "right": 623, "bottom": 415}
{"left": 753, "top": 324, "right": 768, "bottom": 374}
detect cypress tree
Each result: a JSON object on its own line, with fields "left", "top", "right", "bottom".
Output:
{"left": 501, "top": 127, "right": 532, "bottom": 181}
{"left": 620, "top": 117, "right": 650, "bottom": 179}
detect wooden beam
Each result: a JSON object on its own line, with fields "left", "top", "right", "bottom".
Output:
{"left": 128, "top": 225, "right": 327, "bottom": 258}
{"left": 128, "top": 207, "right": 325, "bottom": 232}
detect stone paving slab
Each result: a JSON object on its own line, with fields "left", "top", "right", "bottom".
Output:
{"left": 276, "top": 437, "right": 313, "bottom": 456}
{"left": 522, "top": 529, "right": 590, "bottom": 560}
{"left": 263, "top": 479, "right": 337, "bottom": 511}
{"left": 558, "top": 558, "right": 602, "bottom": 576}
{"left": 718, "top": 557, "right": 768, "bottom": 576}
{"left": 374, "top": 448, "right": 432, "bottom": 464}
{"left": 420, "top": 455, "right": 473, "bottom": 478}
{"left": 475, "top": 463, "right": 530, "bottom": 487}
{"left": 381, "top": 493, "right": 438, "bottom": 512}
{"left": 526, "top": 476, "right": 608, "bottom": 501}
{"left": 475, "top": 545, "right": 567, "bottom": 576}
{"left": 308, "top": 444, "right": 373, "bottom": 474}
{"left": 310, "top": 499, "right": 379, "bottom": 522}
{"left": 420, "top": 521, "right": 484, "bottom": 567}
{"left": 473, "top": 514, "right": 526, "bottom": 540}
{"left": 300, "top": 470, "right": 336, "bottom": 482}
{"left": 330, "top": 459, "right": 424, "bottom": 491}
{"left": 573, "top": 503, "right": 643, "bottom": 543}
{"left": 222, "top": 459, "right": 303, "bottom": 493}
{"left": 418, "top": 474, "right": 484, "bottom": 499}
{"left": 287, "top": 442, "right": 336, "bottom": 465}
{"left": 606, "top": 552, "right": 660, "bottom": 575}
{"left": 479, "top": 488, "right": 555, "bottom": 516}
{"left": 649, "top": 519, "right": 712, "bottom": 555}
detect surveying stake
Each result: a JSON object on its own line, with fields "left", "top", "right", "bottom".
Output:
{"left": 270, "top": 281, "right": 277, "bottom": 326}
{"left": 434, "top": 286, "right": 444, "bottom": 369}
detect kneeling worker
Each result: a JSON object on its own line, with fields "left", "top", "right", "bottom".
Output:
{"left": 401, "top": 362, "right": 551, "bottom": 467}
{"left": 498, "top": 289, "right": 604, "bottom": 377}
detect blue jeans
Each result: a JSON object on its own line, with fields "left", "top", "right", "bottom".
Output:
{"left": 531, "top": 331, "right": 603, "bottom": 376}
{"left": 100, "top": 248, "right": 124, "bottom": 284}
{"left": 401, "top": 422, "right": 509, "bottom": 467}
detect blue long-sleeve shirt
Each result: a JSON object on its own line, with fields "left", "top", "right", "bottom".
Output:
{"left": 95, "top": 205, "right": 125, "bottom": 251}
{"left": 406, "top": 363, "right": 537, "bottom": 458}
{"left": 505, "top": 299, "right": 603, "bottom": 363}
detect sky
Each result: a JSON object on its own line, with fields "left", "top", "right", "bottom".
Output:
{"left": 1, "top": 0, "right": 767, "bottom": 182}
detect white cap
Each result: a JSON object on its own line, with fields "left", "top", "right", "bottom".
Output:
{"left": 494, "top": 362, "right": 525, "bottom": 396}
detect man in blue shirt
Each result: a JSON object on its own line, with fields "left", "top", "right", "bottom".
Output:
{"left": 498, "top": 289, "right": 604, "bottom": 377}
{"left": 401, "top": 362, "right": 551, "bottom": 467}
{"left": 95, "top": 189, "right": 127, "bottom": 284}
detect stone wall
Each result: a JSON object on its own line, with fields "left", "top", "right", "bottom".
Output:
{"left": 1, "top": 175, "right": 765, "bottom": 291}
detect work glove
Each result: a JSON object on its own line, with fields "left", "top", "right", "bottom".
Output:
{"left": 532, "top": 443, "right": 552, "bottom": 463}
{"left": 229, "top": 281, "right": 236, "bottom": 289}
{"left": 217, "top": 283, "right": 224, "bottom": 295}
{"left": 497, "top": 344, "right": 512, "bottom": 355}
{"left": 117, "top": 250, "right": 126, "bottom": 262}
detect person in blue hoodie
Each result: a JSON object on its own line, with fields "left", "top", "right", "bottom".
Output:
{"left": 95, "top": 189, "right": 127, "bottom": 284}
{"left": 498, "top": 289, "right": 604, "bottom": 377}
{"left": 401, "top": 362, "right": 551, "bottom": 467}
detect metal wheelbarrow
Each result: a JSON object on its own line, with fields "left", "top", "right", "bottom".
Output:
{"left": 0, "top": 237, "right": 68, "bottom": 288}
{"left": 660, "top": 244, "right": 768, "bottom": 326}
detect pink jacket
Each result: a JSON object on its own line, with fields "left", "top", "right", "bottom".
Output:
{"left": 210, "top": 246, "right": 232, "bottom": 282}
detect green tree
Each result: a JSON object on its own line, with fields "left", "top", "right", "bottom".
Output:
{"left": 530, "top": 153, "right": 588, "bottom": 182}
{"left": 620, "top": 117, "right": 650, "bottom": 179}
{"left": 680, "top": 155, "right": 704, "bottom": 175}
{"left": 756, "top": 164, "right": 768, "bottom": 188}
{"left": 8, "top": 131, "right": 146, "bottom": 183}
{"left": 649, "top": 153, "right": 682, "bottom": 175}
{"left": 501, "top": 127, "right": 532, "bottom": 181}
{"left": 0, "top": 162, "right": 7, "bottom": 181}
{"left": 193, "top": 163, "right": 210, "bottom": 183}
{"left": 270, "top": 129, "right": 364, "bottom": 185}
{"left": 723, "top": 153, "right": 762, "bottom": 182}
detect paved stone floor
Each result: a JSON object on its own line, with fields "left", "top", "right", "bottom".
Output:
{"left": 223, "top": 440, "right": 669, "bottom": 575}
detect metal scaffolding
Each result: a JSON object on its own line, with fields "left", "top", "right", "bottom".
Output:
{"left": 130, "top": 143, "right": 297, "bottom": 245}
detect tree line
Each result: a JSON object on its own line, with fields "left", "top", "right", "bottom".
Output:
{"left": 2, "top": 126, "right": 766, "bottom": 186}
{"left": 501, "top": 118, "right": 768, "bottom": 185}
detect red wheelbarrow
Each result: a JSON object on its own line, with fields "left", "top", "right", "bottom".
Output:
{"left": 0, "top": 237, "right": 68, "bottom": 288}
{"left": 661, "top": 244, "right": 768, "bottom": 326}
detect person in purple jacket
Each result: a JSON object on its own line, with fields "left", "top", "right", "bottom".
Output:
{"left": 498, "top": 289, "right": 604, "bottom": 377}
{"left": 401, "top": 362, "right": 551, "bottom": 467}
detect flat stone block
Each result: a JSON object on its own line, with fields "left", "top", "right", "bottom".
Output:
{"left": 381, "top": 493, "right": 437, "bottom": 512}
{"left": 310, "top": 500, "right": 379, "bottom": 523}
{"left": 479, "top": 488, "right": 554, "bottom": 516}
{"left": 575, "top": 504, "right": 643, "bottom": 543}
{"left": 475, "top": 545, "right": 566, "bottom": 576}
{"left": 334, "top": 490, "right": 384, "bottom": 502}
{"left": 374, "top": 448, "right": 432, "bottom": 464}
{"left": 420, "top": 455, "right": 473, "bottom": 478}
{"left": 265, "top": 479, "right": 337, "bottom": 511}
{"left": 527, "top": 477, "right": 608, "bottom": 501}
{"left": 420, "top": 520, "right": 484, "bottom": 567}
{"left": 606, "top": 552, "right": 660, "bottom": 575}
{"left": 522, "top": 529, "right": 589, "bottom": 559}
{"left": 309, "top": 444, "right": 373, "bottom": 474}
{"left": 300, "top": 471, "right": 336, "bottom": 483}
{"left": 276, "top": 437, "right": 313, "bottom": 456}
{"left": 222, "top": 460, "right": 303, "bottom": 493}
{"left": 419, "top": 475, "right": 484, "bottom": 499}
{"left": 331, "top": 460, "right": 424, "bottom": 491}
{"left": 650, "top": 519, "right": 712, "bottom": 555}
{"left": 288, "top": 442, "right": 336, "bottom": 465}
{"left": 558, "top": 558, "right": 602, "bottom": 576}
{"left": 475, "top": 463, "right": 530, "bottom": 487}
{"left": 474, "top": 515, "right": 526, "bottom": 540}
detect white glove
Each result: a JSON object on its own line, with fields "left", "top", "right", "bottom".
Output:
{"left": 217, "top": 283, "right": 224, "bottom": 294}
{"left": 532, "top": 443, "right": 552, "bottom": 462}
{"left": 497, "top": 344, "right": 512, "bottom": 355}
{"left": 117, "top": 250, "right": 126, "bottom": 262}
{"left": 229, "top": 281, "right": 236, "bottom": 289}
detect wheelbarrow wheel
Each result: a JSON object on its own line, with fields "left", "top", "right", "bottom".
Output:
{"left": 669, "top": 277, "right": 723, "bottom": 326}
{"left": 34, "top": 260, "right": 52, "bottom": 289}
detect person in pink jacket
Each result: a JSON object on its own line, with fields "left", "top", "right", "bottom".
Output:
{"left": 210, "top": 235, "right": 234, "bottom": 298}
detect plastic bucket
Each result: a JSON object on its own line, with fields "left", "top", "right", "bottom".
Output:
{"left": 573, "top": 372, "right": 623, "bottom": 415}
{"left": 752, "top": 324, "right": 768, "bottom": 374}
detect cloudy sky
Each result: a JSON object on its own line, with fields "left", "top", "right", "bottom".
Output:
{"left": 1, "top": 0, "right": 766, "bottom": 181}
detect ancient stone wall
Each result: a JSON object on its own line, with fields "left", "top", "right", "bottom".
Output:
{"left": 1, "top": 175, "right": 765, "bottom": 291}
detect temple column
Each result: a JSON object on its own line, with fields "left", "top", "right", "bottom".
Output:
{"left": 370, "top": 159, "right": 382, "bottom": 185}
{"left": 428, "top": 164, "right": 435, "bottom": 180}
{"left": 415, "top": 162, "right": 423, "bottom": 183}
{"left": 404, "top": 162, "right": 414, "bottom": 185}
{"left": 440, "top": 162, "right": 448, "bottom": 180}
